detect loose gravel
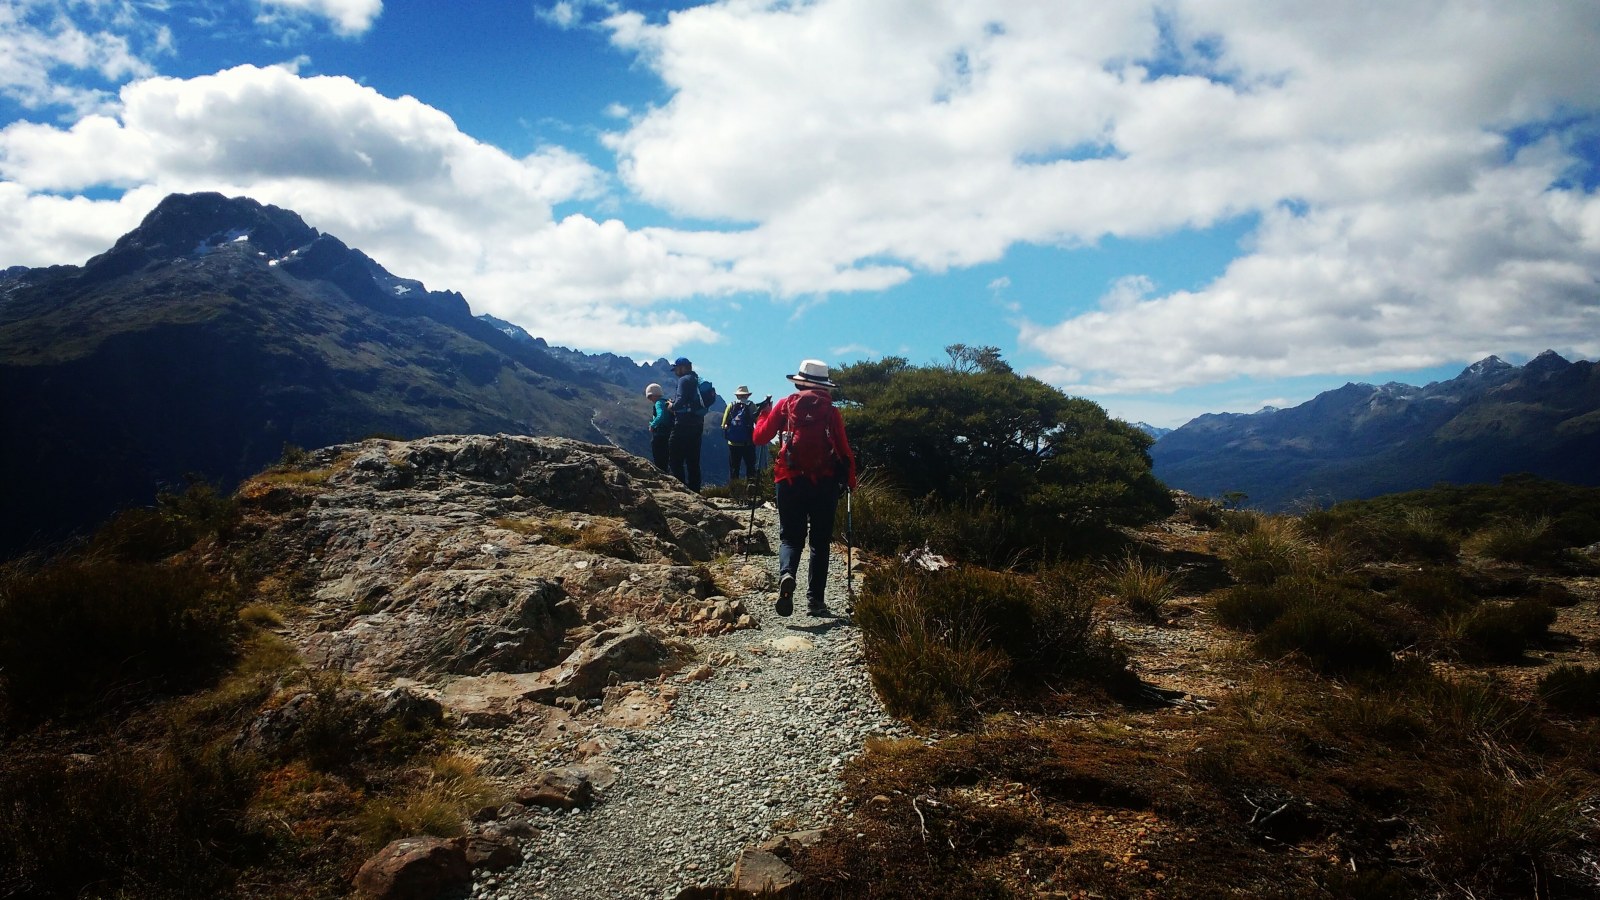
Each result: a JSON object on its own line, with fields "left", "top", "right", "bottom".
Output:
{"left": 471, "top": 501, "right": 905, "bottom": 900}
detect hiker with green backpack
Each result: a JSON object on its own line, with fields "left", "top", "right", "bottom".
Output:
{"left": 667, "top": 356, "right": 715, "bottom": 492}
{"left": 751, "top": 359, "right": 858, "bottom": 617}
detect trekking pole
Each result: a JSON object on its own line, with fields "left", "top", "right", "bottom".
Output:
{"left": 743, "top": 494, "right": 757, "bottom": 561}
{"left": 845, "top": 486, "right": 855, "bottom": 607}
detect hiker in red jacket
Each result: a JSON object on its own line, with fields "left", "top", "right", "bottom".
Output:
{"left": 752, "top": 359, "right": 858, "bottom": 617}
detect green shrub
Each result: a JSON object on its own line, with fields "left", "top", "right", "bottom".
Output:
{"left": 1214, "top": 583, "right": 1294, "bottom": 632}
{"left": 845, "top": 475, "right": 1037, "bottom": 567}
{"left": 1416, "top": 675, "right": 1532, "bottom": 746}
{"left": 0, "top": 742, "right": 260, "bottom": 899}
{"left": 844, "top": 472, "right": 921, "bottom": 555}
{"left": 1256, "top": 601, "right": 1392, "bottom": 674}
{"left": 1220, "top": 515, "right": 1310, "bottom": 585}
{"left": 1217, "top": 508, "right": 1262, "bottom": 535}
{"left": 1215, "top": 574, "right": 1363, "bottom": 634}
{"left": 1313, "top": 476, "right": 1600, "bottom": 552}
{"left": 266, "top": 671, "right": 441, "bottom": 773}
{"left": 858, "top": 600, "right": 1010, "bottom": 726}
{"left": 0, "top": 556, "right": 238, "bottom": 728}
{"left": 1536, "top": 665, "right": 1600, "bottom": 716}
{"left": 90, "top": 481, "right": 240, "bottom": 563}
{"left": 1305, "top": 507, "right": 1459, "bottom": 563}
{"left": 1454, "top": 600, "right": 1556, "bottom": 662}
{"left": 1390, "top": 567, "right": 1476, "bottom": 618}
{"left": 1466, "top": 516, "right": 1565, "bottom": 565}
{"left": 835, "top": 350, "right": 1173, "bottom": 548}
{"left": 699, "top": 475, "right": 774, "bottom": 506}
{"left": 1173, "top": 495, "right": 1224, "bottom": 528}
{"left": 1103, "top": 553, "right": 1179, "bottom": 621}
{"left": 1027, "top": 561, "right": 1131, "bottom": 687}
{"left": 1429, "top": 776, "right": 1589, "bottom": 894}
{"left": 1534, "top": 580, "right": 1580, "bottom": 607}
{"left": 854, "top": 562, "right": 1127, "bottom": 724}
{"left": 355, "top": 754, "right": 500, "bottom": 847}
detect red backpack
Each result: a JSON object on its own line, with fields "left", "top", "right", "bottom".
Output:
{"left": 781, "top": 390, "right": 839, "bottom": 479}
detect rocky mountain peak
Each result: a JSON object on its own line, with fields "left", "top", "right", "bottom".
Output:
{"left": 1525, "top": 349, "right": 1572, "bottom": 377}
{"left": 88, "top": 193, "right": 318, "bottom": 278}
{"left": 1458, "top": 354, "right": 1513, "bottom": 380}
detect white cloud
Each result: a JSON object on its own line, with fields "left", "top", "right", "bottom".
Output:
{"left": 5, "top": 0, "right": 1600, "bottom": 379}
{"left": 1021, "top": 148, "right": 1600, "bottom": 393}
{"left": 255, "top": 0, "right": 382, "bottom": 37}
{"left": 0, "top": 0, "right": 160, "bottom": 115}
{"left": 0, "top": 64, "right": 734, "bottom": 356}
{"left": 598, "top": 0, "right": 1600, "bottom": 389}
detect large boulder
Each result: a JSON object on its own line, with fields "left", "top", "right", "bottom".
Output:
{"left": 352, "top": 836, "right": 471, "bottom": 900}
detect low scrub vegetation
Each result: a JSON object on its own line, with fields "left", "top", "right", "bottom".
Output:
{"left": 1102, "top": 553, "right": 1180, "bottom": 621}
{"left": 0, "top": 554, "right": 238, "bottom": 728}
{"left": 792, "top": 469, "right": 1600, "bottom": 898}
{"left": 1538, "top": 665, "right": 1600, "bottom": 716}
{"left": 852, "top": 563, "right": 1130, "bottom": 725}
{"left": 0, "top": 482, "right": 489, "bottom": 898}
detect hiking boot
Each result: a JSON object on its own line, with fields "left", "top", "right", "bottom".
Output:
{"left": 776, "top": 574, "right": 795, "bottom": 617}
{"left": 807, "top": 600, "right": 830, "bottom": 617}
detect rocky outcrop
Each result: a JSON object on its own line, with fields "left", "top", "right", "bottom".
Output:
{"left": 239, "top": 435, "right": 745, "bottom": 687}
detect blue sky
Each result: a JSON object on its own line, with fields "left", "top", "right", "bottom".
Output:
{"left": 2, "top": 1, "right": 1598, "bottom": 428}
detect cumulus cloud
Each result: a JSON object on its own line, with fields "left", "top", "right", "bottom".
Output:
{"left": 0, "top": 64, "right": 729, "bottom": 355}
{"left": 1021, "top": 152, "right": 1600, "bottom": 393}
{"left": 5, "top": 0, "right": 1600, "bottom": 377}
{"left": 0, "top": 0, "right": 161, "bottom": 115}
{"left": 599, "top": 0, "right": 1600, "bottom": 390}
{"left": 256, "top": 0, "right": 382, "bottom": 37}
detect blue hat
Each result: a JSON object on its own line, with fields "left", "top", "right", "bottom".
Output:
{"left": 673, "top": 356, "right": 692, "bottom": 367}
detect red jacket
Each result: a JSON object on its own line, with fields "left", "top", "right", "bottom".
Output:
{"left": 752, "top": 389, "right": 858, "bottom": 488}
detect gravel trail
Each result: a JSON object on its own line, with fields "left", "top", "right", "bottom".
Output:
{"left": 472, "top": 501, "right": 903, "bottom": 900}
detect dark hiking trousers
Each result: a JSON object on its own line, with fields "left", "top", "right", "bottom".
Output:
{"left": 727, "top": 443, "right": 758, "bottom": 481}
{"left": 669, "top": 414, "right": 704, "bottom": 491}
{"left": 776, "top": 477, "right": 840, "bottom": 605}
{"left": 651, "top": 425, "right": 672, "bottom": 472}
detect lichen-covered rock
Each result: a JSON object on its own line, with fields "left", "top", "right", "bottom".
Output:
{"left": 235, "top": 435, "right": 746, "bottom": 683}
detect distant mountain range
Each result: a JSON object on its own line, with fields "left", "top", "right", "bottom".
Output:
{"left": 1151, "top": 351, "right": 1600, "bottom": 509}
{"left": 1129, "top": 422, "right": 1172, "bottom": 440}
{"left": 0, "top": 192, "right": 717, "bottom": 555}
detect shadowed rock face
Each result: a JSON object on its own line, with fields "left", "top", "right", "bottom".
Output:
{"left": 239, "top": 435, "right": 741, "bottom": 691}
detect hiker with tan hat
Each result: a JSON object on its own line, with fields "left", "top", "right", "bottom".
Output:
{"left": 645, "top": 383, "right": 673, "bottom": 471}
{"left": 751, "top": 359, "right": 858, "bottom": 617}
{"left": 721, "top": 385, "right": 766, "bottom": 489}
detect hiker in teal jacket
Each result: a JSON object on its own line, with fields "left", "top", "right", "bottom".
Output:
{"left": 667, "top": 357, "right": 704, "bottom": 491}
{"left": 645, "top": 383, "right": 672, "bottom": 471}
